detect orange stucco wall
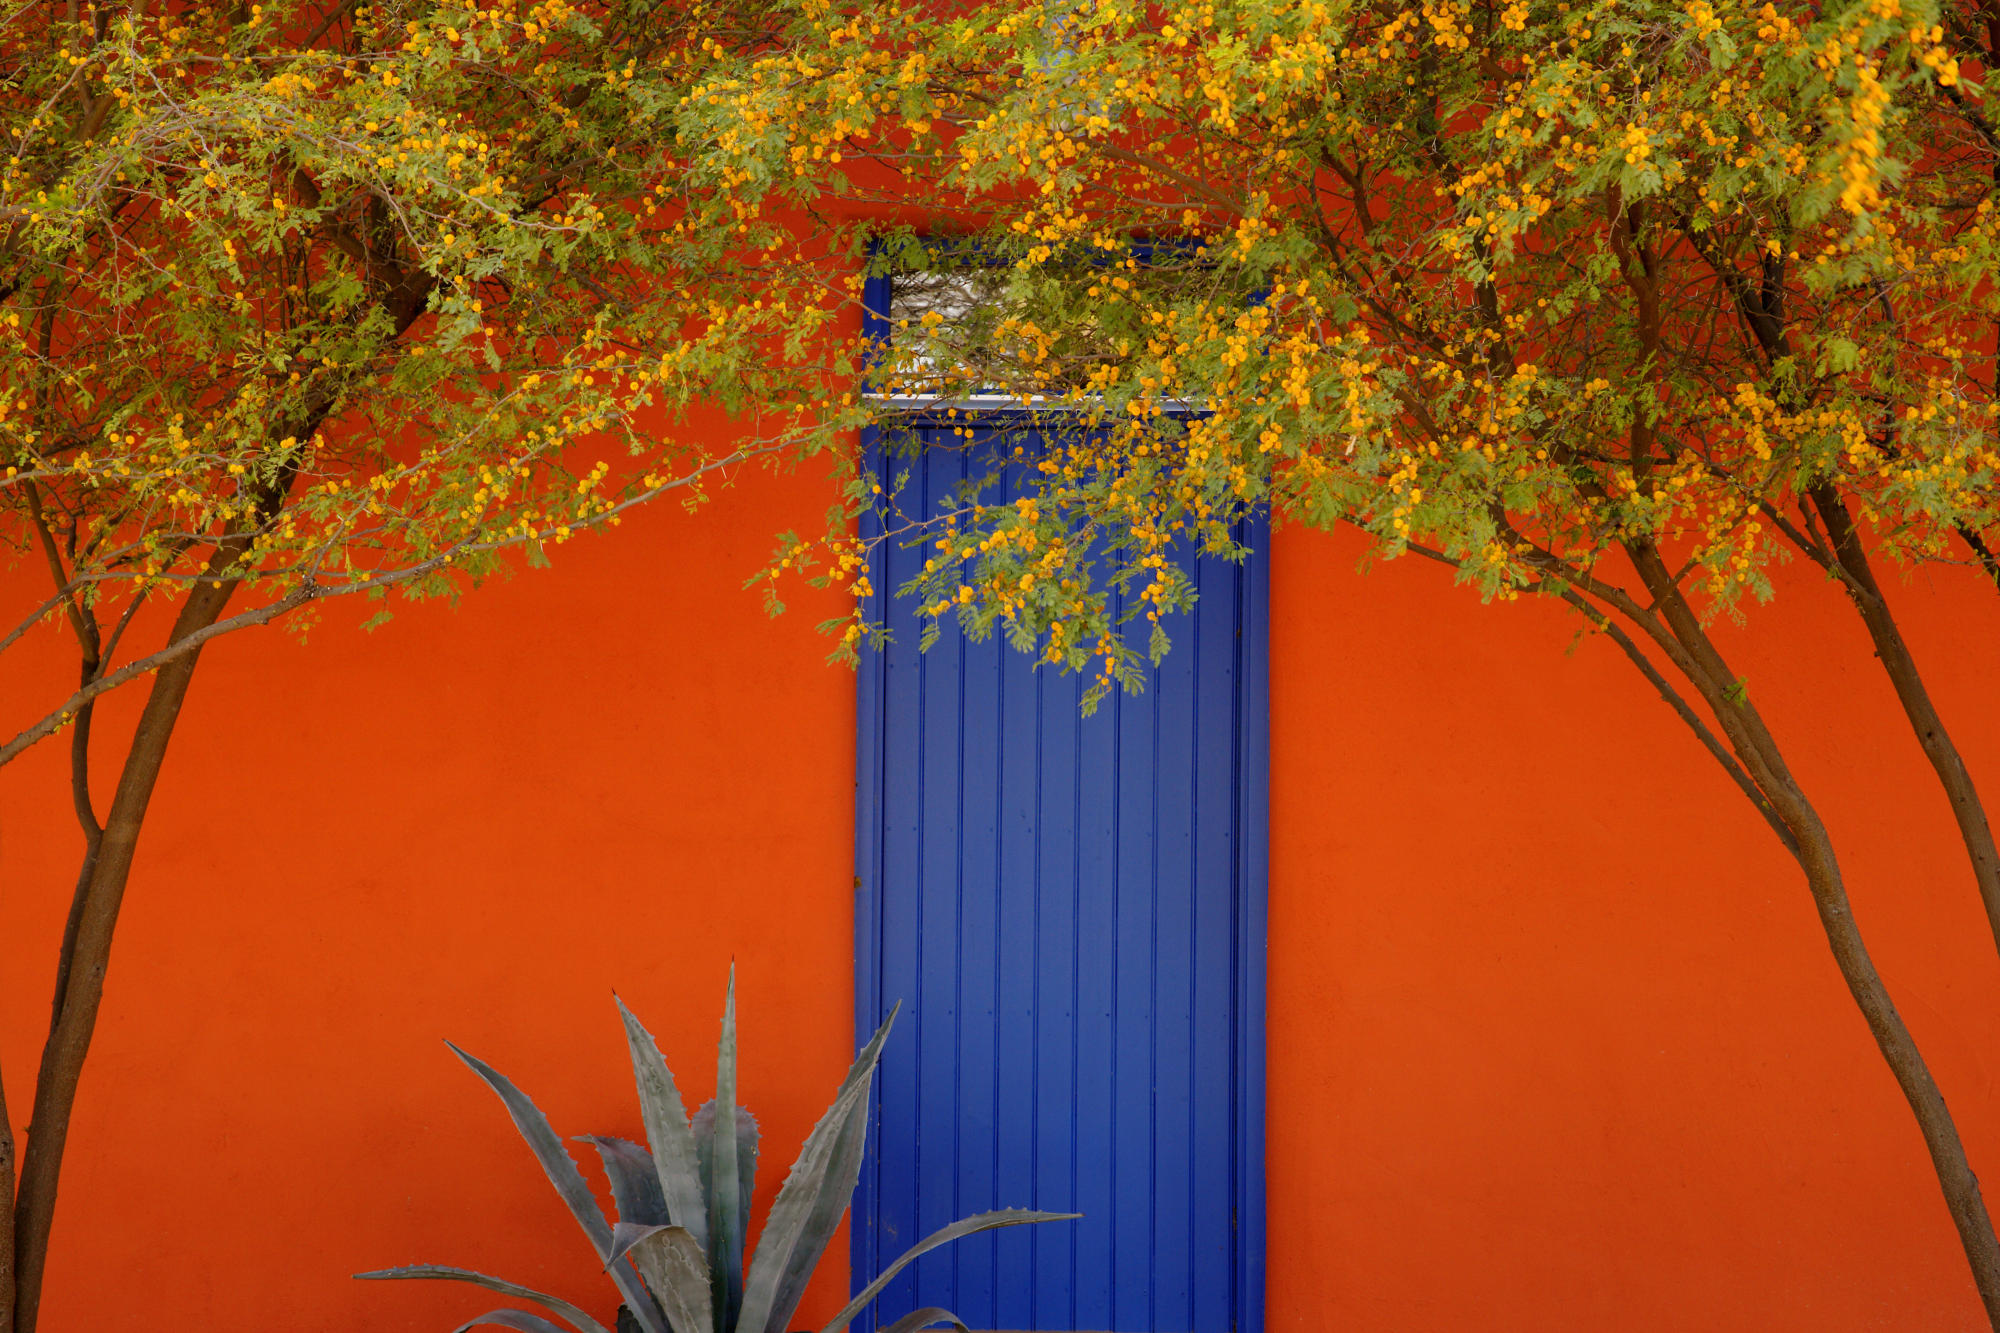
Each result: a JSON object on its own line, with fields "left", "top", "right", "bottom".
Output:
{"left": 0, "top": 468, "right": 860, "bottom": 1332}
{"left": 3, "top": 464, "right": 1999, "bottom": 1329}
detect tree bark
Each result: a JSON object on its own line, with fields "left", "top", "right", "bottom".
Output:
{"left": 1808, "top": 486, "right": 2000, "bottom": 961}
{"left": 9, "top": 549, "right": 243, "bottom": 1333}
{"left": 48, "top": 652, "right": 105, "bottom": 1081}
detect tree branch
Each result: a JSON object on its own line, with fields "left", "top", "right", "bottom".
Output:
{"left": 1552, "top": 586, "right": 1799, "bottom": 855}
{"left": 0, "top": 446, "right": 771, "bottom": 771}
{"left": 1807, "top": 483, "right": 2000, "bottom": 959}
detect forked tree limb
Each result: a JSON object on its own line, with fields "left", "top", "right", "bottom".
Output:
{"left": 44, "top": 653, "right": 105, "bottom": 1075}
{"left": 0, "top": 444, "right": 769, "bottom": 773}
{"left": 0, "top": 577, "right": 321, "bottom": 770}
{"left": 1556, "top": 587, "right": 1801, "bottom": 855}
{"left": 1677, "top": 185, "right": 2000, "bottom": 964}
{"left": 1399, "top": 534, "right": 1798, "bottom": 848}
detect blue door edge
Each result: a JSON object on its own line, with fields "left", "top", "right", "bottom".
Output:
{"left": 849, "top": 265, "right": 1270, "bottom": 1332}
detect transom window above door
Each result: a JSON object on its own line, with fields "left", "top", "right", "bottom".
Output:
{"left": 864, "top": 257, "right": 1208, "bottom": 412}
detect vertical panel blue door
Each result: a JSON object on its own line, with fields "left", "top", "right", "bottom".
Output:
{"left": 854, "top": 423, "right": 1267, "bottom": 1333}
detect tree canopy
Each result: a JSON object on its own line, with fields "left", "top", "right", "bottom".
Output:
{"left": 0, "top": 0, "right": 867, "bottom": 763}
{"left": 694, "top": 0, "right": 2000, "bottom": 683}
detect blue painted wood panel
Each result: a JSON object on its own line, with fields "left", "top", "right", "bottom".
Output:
{"left": 853, "top": 421, "right": 1267, "bottom": 1332}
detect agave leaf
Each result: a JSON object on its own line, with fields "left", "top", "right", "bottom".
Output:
{"left": 445, "top": 1043, "right": 669, "bottom": 1333}
{"left": 707, "top": 967, "right": 743, "bottom": 1333}
{"left": 612, "top": 1224, "right": 714, "bottom": 1333}
{"left": 447, "top": 1044, "right": 617, "bottom": 1253}
{"left": 816, "top": 1211, "right": 1082, "bottom": 1333}
{"left": 617, "top": 996, "right": 710, "bottom": 1253}
{"left": 579, "top": 1134, "right": 670, "bottom": 1227}
{"left": 606, "top": 1221, "right": 671, "bottom": 1269}
{"left": 692, "top": 1103, "right": 758, "bottom": 1250}
{"left": 734, "top": 1112, "right": 757, "bottom": 1240}
{"left": 879, "top": 1309, "right": 968, "bottom": 1333}
{"left": 354, "top": 1264, "right": 612, "bottom": 1333}
{"left": 832, "top": 1003, "right": 900, "bottom": 1102}
{"left": 758, "top": 1095, "right": 864, "bottom": 1332}
{"left": 452, "top": 1312, "right": 581, "bottom": 1333}
{"left": 738, "top": 1005, "right": 898, "bottom": 1333}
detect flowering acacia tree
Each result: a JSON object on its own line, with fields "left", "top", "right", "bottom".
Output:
{"left": 0, "top": 2, "right": 854, "bottom": 1328}
{"left": 679, "top": 0, "right": 2000, "bottom": 1319}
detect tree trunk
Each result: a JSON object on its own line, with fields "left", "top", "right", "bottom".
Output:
{"left": 1617, "top": 541, "right": 2000, "bottom": 1327}
{"left": 9, "top": 559, "right": 241, "bottom": 1333}
{"left": 1809, "top": 486, "right": 2000, "bottom": 960}
{"left": 1792, "top": 821, "right": 2000, "bottom": 1326}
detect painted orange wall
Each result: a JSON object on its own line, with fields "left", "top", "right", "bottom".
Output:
{"left": 0, "top": 466, "right": 860, "bottom": 1332}
{"left": 3, "top": 467, "right": 1999, "bottom": 1329}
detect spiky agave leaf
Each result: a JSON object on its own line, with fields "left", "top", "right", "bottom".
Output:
{"left": 878, "top": 1310, "right": 969, "bottom": 1333}
{"left": 736, "top": 1004, "right": 898, "bottom": 1333}
{"left": 608, "top": 1223, "right": 714, "bottom": 1333}
{"left": 617, "top": 996, "right": 710, "bottom": 1252}
{"left": 692, "top": 1101, "right": 759, "bottom": 1245}
{"left": 443, "top": 1043, "right": 669, "bottom": 1333}
{"left": 578, "top": 1134, "right": 670, "bottom": 1228}
{"left": 353, "top": 1265, "right": 611, "bottom": 1333}
{"left": 452, "top": 1312, "right": 580, "bottom": 1333}
{"left": 707, "top": 967, "right": 743, "bottom": 1333}
{"left": 817, "top": 1211, "right": 1082, "bottom": 1333}
{"left": 370, "top": 992, "right": 1072, "bottom": 1333}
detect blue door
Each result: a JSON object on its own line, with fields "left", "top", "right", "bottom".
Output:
{"left": 853, "top": 423, "right": 1267, "bottom": 1332}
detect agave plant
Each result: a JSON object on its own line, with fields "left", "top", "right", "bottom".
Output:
{"left": 359, "top": 971, "right": 1075, "bottom": 1333}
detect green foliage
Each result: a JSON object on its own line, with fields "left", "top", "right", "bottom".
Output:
{"left": 656, "top": 0, "right": 2000, "bottom": 700}
{"left": 358, "top": 972, "right": 1075, "bottom": 1333}
{"left": 0, "top": 0, "right": 855, "bottom": 761}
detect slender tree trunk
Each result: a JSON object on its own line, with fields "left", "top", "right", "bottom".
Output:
{"left": 47, "top": 666, "right": 106, "bottom": 1089}
{"left": 1662, "top": 192, "right": 2000, "bottom": 1314}
{"left": 1808, "top": 486, "right": 2000, "bottom": 960}
{"left": 1618, "top": 542, "right": 2000, "bottom": 1326}
{"left": 1791, "top": 821, "right": 2000, "bottom": 1326}
{"left": 9, "top": 557, "right": 241, "bottom": 1333}
{"left": 4, "top": 269, "right": 396, "bottom": 1330}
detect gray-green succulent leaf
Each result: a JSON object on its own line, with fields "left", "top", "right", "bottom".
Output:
{"left": 879, "top": 1309, "right": 970, "bottom": 1333}
{"left": 580, "top": 1135, "right": 670, "bottom": 1228}
{"left": 452, "top": 1311, "right": 583, "bottom": 1333}
{"left": 617, "top": 995, "right": 710, "bottom": 1251}
{"left": 817, "top": 1210, "right": 1084, "bottom": 1333}
{"left": 363, "top": 989, "right": 1076, "bottom": 1333}
{"left": 353, "top": 1264, "right": 613, "bottom": 1333}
